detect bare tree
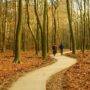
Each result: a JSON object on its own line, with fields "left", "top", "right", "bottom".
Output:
{"left": 66, "top": 0, "right": 76, "bottom": 54}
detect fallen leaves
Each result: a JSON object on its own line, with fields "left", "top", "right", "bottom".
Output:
{"left": 46, "top": 50, "right": 90, "bottom": 90}
{"left": 0, "top": 50, "right": 55, "bottom": 90}
{"left": 63, "top": 50, "right": 90, "bottom": 90}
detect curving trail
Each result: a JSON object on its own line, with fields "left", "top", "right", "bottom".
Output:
{"left": 9, "top": 53, "right": 77, "bottom": 90}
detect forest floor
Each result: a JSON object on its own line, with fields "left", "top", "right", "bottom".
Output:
{"left": 0, "top": 50, "right": 56, "bottom": 90}
{"left": 46, "top": 50, "right": 90, "bottom": 90}
{"left": 8, "top": 52, "right": 76, "bottom": 90}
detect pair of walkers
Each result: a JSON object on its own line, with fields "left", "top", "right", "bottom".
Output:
{"left": 52, "top": 43, "right": 64, "bottom": 56}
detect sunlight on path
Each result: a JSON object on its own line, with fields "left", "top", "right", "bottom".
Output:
{"left": 9, "top": 52, "right": 77, "bottom": 90}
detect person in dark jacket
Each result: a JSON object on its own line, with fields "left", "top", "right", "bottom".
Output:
{"left": 52, "top": 44, "right": 57, "bottom": 56}
{"left": 59, "top": 43, "right": 64, "bottom": 55}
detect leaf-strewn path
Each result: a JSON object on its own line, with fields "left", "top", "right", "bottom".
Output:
{"left": 9, "top": 53, "right": 77, "bottom": 90}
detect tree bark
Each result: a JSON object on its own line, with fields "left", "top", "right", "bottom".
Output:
{"left": 42, "top": 0, "right": 48, "bottom": 59}
{"left": 13, "top": 0, "right": 22, "bottom": 63}
{"left": 66, "top": 0, "right": 76, "bottom": 54}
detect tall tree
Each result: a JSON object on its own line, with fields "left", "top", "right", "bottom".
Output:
{"left": 34, "top": 0, "right": 48, "bottom": 59}
{"left": 47, "top": 6, "right": 49, "bottom": 53}
{"left": 77, "top": 0, "right": 83, "bottom": 50}
{"left": 87, "top": 0, "right": 90, "bottom": 49}
{"left": 66, "top": 0, "right": 76, "bottom": 54}
{"left": 2, "top": 0, "right": 7, "bottom": 52}
{"left": 25, "top": 0, "right": 38, "bottom": 55}
{"left": 13, "top": 0, "right": 23, "bottom": 63}
{"left": 82, "top": 0, "right": 86, "bottom": 53}
{"left": 42, "top": 0, "right": 48, "bottom": 59}
{"left": 13, "top": 0, "right": 17, "bottom": 52}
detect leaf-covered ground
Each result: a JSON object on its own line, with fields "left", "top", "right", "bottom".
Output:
{"left": 46, "top": 50, "right": 90, "bottom": 90}
{"left": 0, "top": 50, "right": 55, "bottom": 90}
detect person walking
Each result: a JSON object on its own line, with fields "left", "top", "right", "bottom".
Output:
{"left": 52, "top": 44, "right": 57, "bottom": 56}
{"left": 59, "top": 43, "right": 64, "bottom": 55}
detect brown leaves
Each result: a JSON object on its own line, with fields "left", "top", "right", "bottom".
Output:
{"left": 0, "top": 50, "right": 55, "bottom": 90}
{"left": 0, "top": 51, "right": 43, "bottom": 89}
{"left": 63, "top": 50, "right": 90, "bottom": 90}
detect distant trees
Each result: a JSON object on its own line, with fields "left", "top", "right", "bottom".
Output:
{"left": 76, "top": 0, "right": 90, "bottom": 52}
{"left": 25, "top": 0, "right": 37, "bottom": 53}
{"left": 34, "top": 0, "right": 48, "bottom": 59}
{"left": 0, "top": 0, "right": 90, "bottom": 63}
{"left": 66, "top": 0, "right": 90, "bottom": 54}
{"left": 34, "top": 0, "right": 43, "bottom": 55}
{"left": 50, "top": 0, "right": 59, "bottom": 45}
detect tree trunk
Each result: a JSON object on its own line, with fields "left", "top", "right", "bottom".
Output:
{"left": 13, "top": 0, "right": 17, "bottom": 53}
{"left": 82, "top": 0, "right": 86, "bottom": 53}
{"left": 13, "top": 0, "right": 22, "bottom": 63}
{"left": 42, "top": 0, "right": 48, "bottom": 59}
{"left": 2, "top": 0, "right": 7, "bottom": 52}
{"left": 47, "top": 9, "right": 49, "bottom": 53}
{"left": 66, "top": 0, "right": 76, "bottom": 54}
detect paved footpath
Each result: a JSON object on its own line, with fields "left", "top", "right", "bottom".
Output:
{"left": 9, "top": 53, "right": 77, "bottom": 90}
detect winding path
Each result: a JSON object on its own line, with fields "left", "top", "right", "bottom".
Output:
{"left": 9, "top": 53, "right": 77, "bottom": 90}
